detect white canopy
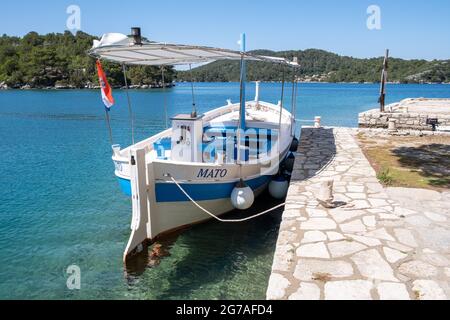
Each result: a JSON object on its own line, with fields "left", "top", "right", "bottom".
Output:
{"left": 88, "top": 33, "right": 300, "bottom": 67}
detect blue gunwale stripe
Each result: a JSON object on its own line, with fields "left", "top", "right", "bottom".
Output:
{"left": 117, "top": 175, "right": 271, "bottom": 202}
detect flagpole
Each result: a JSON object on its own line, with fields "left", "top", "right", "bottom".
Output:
{"left": 104, "top": 108, "right": 114, "bottom": 146}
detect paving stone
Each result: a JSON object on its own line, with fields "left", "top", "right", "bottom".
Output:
{"left": 272, "top": 245, "right": 295, "bottom": 272}
{"left": 277, "top": 231, "right": 298, "bottom": 245}
{"left": 369, "top": 192, "right": 389, "bottom": 199}
{"left": 283, "top": 209, "right": 303, "bottom": 218}
{"left": 363, "top": 216, "right": 377, "bottom": 227}
{"left": 300, "top": 218, "right": 337, "bottom": 230}
{"left": 340, "top": 219, "right": 367, "bottom": 233}
{"left": 366, "top": 228, "right": 396, "bottom": 241}
{"left": 324, "top": 280, "right": 373, "bottom": 300}
{"left": 367, "top": 208, "right": 386, "bottom": 214}
{"left": 346, "top": 234, "right": 382, "bottom": 247}
{"left": 328, "top": 241, "right": 367, "bottom": 258}
{"left": 328, "top": 209, "right": 367, "bottom": 223}
{"left": 296, "top": 242, "right": 330, "bottom": 258}
{"left": 348, "top": 186, "right": 365, "bottom": 193}
{"left": 306, "top": 208, "right": 328, "bottom": 217}
{"left": 280, "top": 219, "right": 297, "bottom": 230}
{"left": 405, "top": 215, "right": 432, "bottom": 227}
{"left": 377, "top": 283, "right": 410, "bottom": 300}
{"left": 301, "top": 231, "right": 327, "bottom": 244}
{"left": 379, "top": 213, "right": 401, "bottom": 221}
{"left": 369, "top": 198, "right": 390, "bottom": 207}
{"left": 412, "top": 280, "right": 446, "bottom": 300}
{"left": 421, "top": 253, "right": 450, "bottom": 267}
{"left": 326, "top": 231, "right": 345, "bottom": 241}
{"left": 394, "top": 228, "right": 418, "bottom": 247}
{"left": 288, "top": 283, "right": 321, "bottom": 300}
{"left": 347, "top": 193, "right": 367, "bottom": 200}
{"left": 367, "top": 183, "right": 384, "bottom": 193}
{"left": 383, "top": 247, "right": 408, "bottom": 263}
{"left": 293, "top": 259, "right": 354, "bottom": 281}
{"left": 445, "top": 268, "right": 450, "bottom": 278}
{"left": 266, "top": 273, "right": 291, "bottom": 300}
{"left": 386, "top": 241, "right": 413, "bottom": 253}
{"left": 394, "top": 207, "right": 417, "bottom": 217}
{"left": 351, "top": 249, "right": 399, "bottom": 282}
{"left": 387, "top": 187, "right": 442, "bottom": 202}
{"left": 266, "top": 273, "right": 290, "bottom": 300}
{"left": 352, "top": 200, "right": 371, "bottom": 209}
{"left": 424, "top": 212, "right": 447, "bottom": 222}
{"left": 399, "top": 260, "right": 438, "bottom": 278}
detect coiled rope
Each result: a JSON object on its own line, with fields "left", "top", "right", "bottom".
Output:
{"left": 166, "top": 174, "right": 292, "bottom": 223}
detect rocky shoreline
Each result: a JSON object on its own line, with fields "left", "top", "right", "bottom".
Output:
{"left": 0, "top": 81, "right": 175, "bottom": 90}
{"left": 2, "top": 81, "right": 449, "bottom": 90}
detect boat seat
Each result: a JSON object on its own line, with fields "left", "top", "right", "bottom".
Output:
{"left": 154, "top": 137, "right": 172, "bottom": 159}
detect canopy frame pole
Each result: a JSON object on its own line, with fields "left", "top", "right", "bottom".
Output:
{"left": 237, "top": 33, "right": 247, "bottom": 168}
{"left": 161, "top": 66, "right": 168, "bottom": 129}
{"left": 238, "top": 33, "right": 247, "bottom": 132}
{"left": 122, "top": 64, "right": 135, "bottom": 145}
{"left": 291, "top": 67, "right": 296, "bottom": 114}
{"left": 277, "top": 65, "right": 287, "bottom": 159}
{"left": 189, "top": 64, "right": 197, "bottom": 118}
{"left": 278, "top": 65, "right": 286, "bottom": 130}
{"left": 294, "top": 74, "right": 299, "bottom": 137}
{"left": 290, "top": 68, "right": 297, "bottom": 138}
{"left": 104, "top": 108, "right": 114, "bottom": 146}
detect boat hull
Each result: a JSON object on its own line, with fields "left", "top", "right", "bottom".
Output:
{"left": 114, "top": 100, "right": 295, "bottom": 260}
{"left": 148, "top": 179, "right": 270, "bottom": 240}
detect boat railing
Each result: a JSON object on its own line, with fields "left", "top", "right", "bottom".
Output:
{"left": 117, "top": 128, "right": 172, "bottom": 159}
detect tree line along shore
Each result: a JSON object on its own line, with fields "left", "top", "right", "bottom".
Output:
{"left": 1, "top": 31, "right": 449, "bottom": 90}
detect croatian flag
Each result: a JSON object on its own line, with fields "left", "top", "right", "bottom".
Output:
{"left": 96, "top": 60, "right": 115, "bottom": 110}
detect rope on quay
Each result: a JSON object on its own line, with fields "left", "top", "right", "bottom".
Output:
{"left": 167, "top": 175, "right": 296, "bottom": 223}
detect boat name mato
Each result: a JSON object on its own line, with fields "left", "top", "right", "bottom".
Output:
{"left": 88, "top": 28, "right": 301, "bottom": 262}
{"left": 197, "top": 169, "right": 228, "bottom": 179}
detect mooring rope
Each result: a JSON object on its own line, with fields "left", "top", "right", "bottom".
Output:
{"left": 167, "top": 175, "right": 291, "bottom": 223}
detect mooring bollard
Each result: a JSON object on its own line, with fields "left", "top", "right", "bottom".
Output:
{"left": 388, "top": 118, "right": 397, "bottom": 132}
{"left": 314, "top": 116, "right": 322, "bottom": 128}
{"left": 317, "top": 180, "right": 334, "bottom": 203}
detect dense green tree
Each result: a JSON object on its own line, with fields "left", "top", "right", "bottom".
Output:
{"left": 0, "top": 32, "right": 448, "bottom": 87}
{"left": 177, "top": 49, "right": 450, "bottom": 84}
{"left": 0, "top": 32, "right": 175, "bottom": 88}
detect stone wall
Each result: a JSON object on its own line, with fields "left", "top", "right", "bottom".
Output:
{"left": 358, "top": 109, "right": 450, "bottom": 131}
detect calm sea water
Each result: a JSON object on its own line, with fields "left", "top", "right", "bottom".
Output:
{"left": 0, "top": 83, "right": 449, "bottom": 299}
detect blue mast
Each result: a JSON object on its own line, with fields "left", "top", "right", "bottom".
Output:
{"left": 239, "top": 33, "right": 246, "bottom": 131}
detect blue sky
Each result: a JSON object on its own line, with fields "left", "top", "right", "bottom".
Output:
{"left": 1, "top": 0, "right": 449, "bottom": 60}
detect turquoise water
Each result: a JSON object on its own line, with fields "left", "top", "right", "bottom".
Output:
{"left": 0, "top": 83, "right": 449, "bottom": 299}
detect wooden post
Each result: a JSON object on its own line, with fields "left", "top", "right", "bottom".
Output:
{"left": 379, "top": 49, "right": 389, "bottom": 112}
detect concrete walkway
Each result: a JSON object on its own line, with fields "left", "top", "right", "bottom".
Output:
{"left": 266, "top": 127, "right": 450, "bottom": 300}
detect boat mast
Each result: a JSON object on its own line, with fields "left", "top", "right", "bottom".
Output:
{"left": 189, "top": 64, "right": 197, "bottom": 118}
{"left": 237, "top": 33, "right": 247, "bottom": 166}
{"left": 238, "top": 33, "right": 246, "bottom": 131}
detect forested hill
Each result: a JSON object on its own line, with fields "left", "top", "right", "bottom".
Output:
{"left": 0, "top": 32, "right": 449, "bottom": 89}
{"left": 177, "top": 49, "right": 450, "bottom": 84}
{"left": 0, "top": 31, "right": 175, "bottom": 89}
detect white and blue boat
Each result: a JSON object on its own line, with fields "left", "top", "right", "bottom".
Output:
{"left": 89, "top": 29, "right": 300, "bottom": 261}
